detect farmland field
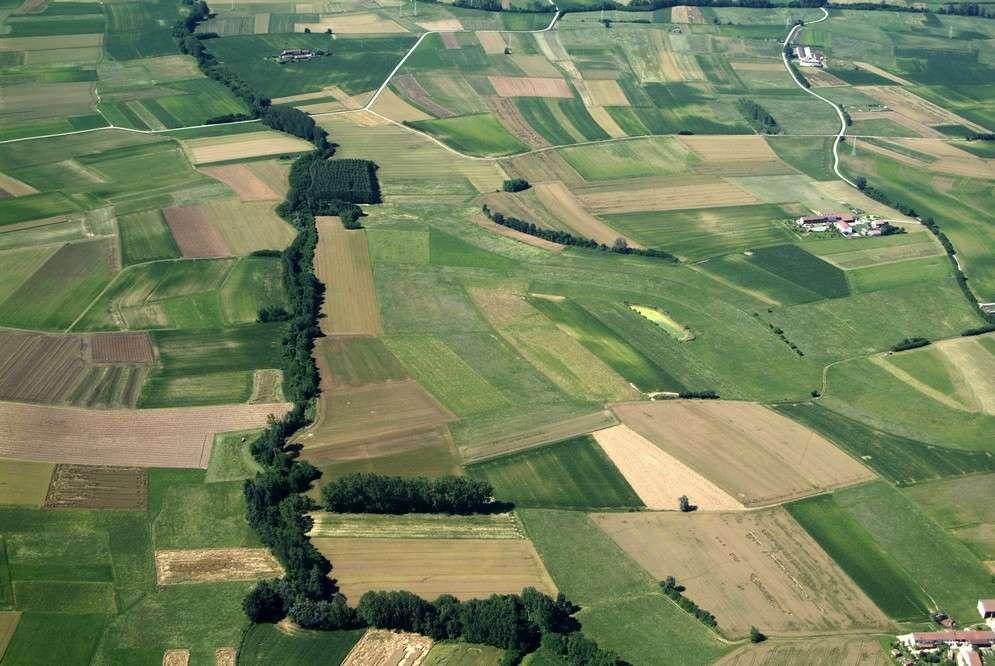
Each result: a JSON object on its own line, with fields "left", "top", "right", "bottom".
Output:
{"left": 4, "top": 1, "right": 995, "bottom": 661}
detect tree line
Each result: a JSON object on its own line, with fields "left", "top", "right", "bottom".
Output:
{"left": 481, "top": 205, "right": 678, "bottom": 262}
{"left": 735, "top": 99, "right": 781, "bottom": 135}
{"left": 856, "top": 175, "right": 995, "bottom": 324}
{"left": 320, "top": 473, "right": 496, "bottom": 514}
{"left": 891, "top": 337, "right": 930, "bottom": 352}
{"left": 659, "top": 577, "right": 717, "bottom": 629}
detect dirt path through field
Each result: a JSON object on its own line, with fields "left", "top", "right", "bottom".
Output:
{"left": 870, "top": 355, "right": 969, "bottom": 412}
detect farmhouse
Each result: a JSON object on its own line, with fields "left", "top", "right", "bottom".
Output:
{"left": 794, "top": 46, "right": 826, "bottom": 67}
{"left": 897, "top": 630, "right": 995, "bottom": 651}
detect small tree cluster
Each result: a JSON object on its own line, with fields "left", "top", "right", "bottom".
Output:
{"left": 540, "top": 631, "right": 623, "bottom": 665}
{"left": 321, "top": 473, "right": 494, "bottom": 514}
{"left": 678, "top": 390, "right": 718, "bottom": 399}
{"left": 749, "top": 626, "right": 767, "bottom": 643}
{"left": 261, "top": 105, "right": 332, "bottom": 155}
{"left": 735, "top": 98, "right": 781, "bottom": 134}
{"left": 891, "top": 337, "right": 930, "bottom": 352}
{"left": 502, "top": 178, "right": 531, "bottom": 192}
{"left": 660, "top": 576, "right": 717, "bottom": 628}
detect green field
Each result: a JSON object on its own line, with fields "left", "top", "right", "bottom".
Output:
{"left": 558, "top": 137, "right": 697, "bottom": 181}
{"left": 118, "top": 209, "right": 181, "bottom": 265}
{"left": 519, "top": 509, "right": 730, "bottom": 665}
{"left": 601, "top": 204, "right": 800, "bottom": 262}
{"left": 204, "top": 34, "right": 417, "bottom": 98}
{"left": 467, "top": 436, "right": 643, "bottom": 510}
{"left": 747, "top": 244, "right": 850, "bottom": 300}
{"left": 140, "top": 324, "right": 283, "bottom": 407}
{"left": 834, "top": 482, "right": 995, "bottom": 622}
{"left": 408, "top": 114, "right": 529, "bottom": 157}
{"left": 775, "top": 402, "right": 995, "bottom": 486}
{"left": 904, "top": 474, "right": 995, "bottom": 561}
{"left": 786, "top": 494, "right": 931, "bottom": 622}
{"left": 238, "top": 624, "right": 364, "bottom": 665}
{"left": 205, "top": 430, "right": 264, "bottom": 483}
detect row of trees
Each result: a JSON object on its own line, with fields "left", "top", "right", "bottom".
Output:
{"left": 260, "top": 105, "right": 333, "bottom": 155}
{"left": 856, "top": 176, "right": 994, "bottom": 324}
{"left": 891, "top": 337, "right": 930, "bottom": 352}
{"left": 938, "top": 3, "right": 995, "bottom": 18}
{"left": 735, "top": 98, "right": 781, "bottom": 135}
{"left": 659, "top": 577, "right": 717, "bottom": 629}
{"left": 320, "top": 473, "right": 497, "bottom": 514}
{"left": 481, "top": 205, "right": 678, "bottom": 262}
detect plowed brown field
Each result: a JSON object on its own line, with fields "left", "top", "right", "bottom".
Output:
{"left": 0, "top": 401, "right": 289, "bottom": 468}
{"left": 90, "top": 331, "right": 154, "bottom": 363}
{"left": 44, "top": 464, "right": 148, "bottom": 510}
{"left": 163, "top": 205, "right": 230, "bottom": 258}
{"left": 201, "top": 164, "right": 280, "bottom": 201}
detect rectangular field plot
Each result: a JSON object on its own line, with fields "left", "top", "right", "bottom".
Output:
{"left": 592, "top": 509, "right": 891, "bottom": 638}
{"left": 200, "top": 164, "right": 281, "bottom": 202}
{"left": 0, "top": 459, "right": 54, "bottom": 507}
{"left": 315, "top": 218, "right": 382, "bottom": 336}
{"left": 601, "top": 204, "right": 800, "bottom": 262}
{"left": 467, "top": 435, "right": 643, "bottom": 510}
{"left": 181, "top": 131, "right": 314, "bottom": 166}
{"left": 154, "top": 548, "right": 282, "bottom": 585}
{"left": 612, "top": 400, "right": 876, "bottom": 507}
{"left": 316, "top": 336, "right": 408, "bottom": 389}
{"left": 44, "top": 464, "right": 148, "bottom": 510}
{"left": 0, "top": 401, "right": 288, "bottom": 468}
{"left": 904, "top": 474, "right": 995, "bottom": 562}
{"left": 308, "top": 512, "right": 523, "bottom": 540}
{"left": 311, "top": 538, "right": 556, "bottom": 601}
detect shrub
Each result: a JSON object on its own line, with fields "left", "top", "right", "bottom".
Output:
{"left": 502, "top": 178, "right": 531, "bottom": 192}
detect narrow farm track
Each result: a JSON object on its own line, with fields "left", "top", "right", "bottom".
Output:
{"left": 780, "top": 8, "right": 857, "bottom": 188}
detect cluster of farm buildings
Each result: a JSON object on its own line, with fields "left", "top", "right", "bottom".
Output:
{"left": 794, "top": 46, "right": 826, "bottom": 67}
{"left": 279, "top": 49, "right": 315, "bottom": 62}
{"left": 893, "top": 600, "right": 995, "bottom": 665}
{"left": 796, "top": 211, "right": 892, "bottom": 237}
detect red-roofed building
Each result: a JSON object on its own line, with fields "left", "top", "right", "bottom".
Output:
{"left": 898, "top": 631, "right": 995, "bottom": 650}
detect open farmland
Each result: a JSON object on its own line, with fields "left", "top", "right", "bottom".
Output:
{"left": 342, "top": 630, "right": 433, "bottom": 666}
{"left": 0, "top": 401, "right": 289, "bottom": 468}
{"left": 314, "top": 217, "right": 382, "bottom": 336}
{"left": 311, "top": 538, "right": 556, "bottom": 601}
{"left": 154, "top": 548, "right": 282, "bottom": 585}
{"left": 716, "top": 636, "right": 889, "bottom": 666}
{"left": 181, "top": 131, "right": 314, "bottom": 165}
{"left": 592, "top": 509, "right": 891, "bottom": 638}
{"left": 612, "top": 401, "right": 875, "bottom": 507}
{"left": 44, "top": 464, "right": 148, "bottom": 510}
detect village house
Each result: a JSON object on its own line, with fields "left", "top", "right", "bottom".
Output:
{"left": 794, "top": 45, "right": 826, "bottom": 67}
{"left": 980, "top": 600, "right": 995, "bottom": 629}
{"left": 897, "top": 630, "right": 995, "bottom": 651}
{"left": 956, "top": 643, "right": 984, "bottom": 666}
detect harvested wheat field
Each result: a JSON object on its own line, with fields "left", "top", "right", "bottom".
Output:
{"left": 342, "top": 630, "right": 432, "bottom": 666}
{"left": 460, "top": 409, "right": 617, "bottom": 463}
{"left": 90, "top": 331, "right": 154, "bottom": 364}
{"left": 488, "top": 76, "right": 572, "bottom": 98}
{"left": 585, "top": 79, "right": 629, "bottom": 106}
{"left": 214, "top": 648, "right": 236, "bottom": 666}
{"left": 593, "top": 425, "right": 743, "bottom": 510}
{"left": 304, "top": 380, "right": 455, "bottom": 452}
{"left": 163, "top": 650, "right": 189, "bottom": 666}
{"left": 201, "top": 164, "right": 280, "bottom": 201}
{"left": 0, "top": 401, "right": 289, "bottom": 468}
{"left": 315, "top": 217, "right": 382, "bottom": 335}
{"left": 44, "top": 464, "right": 148, "bottom": 510}
{"left": 578, "top": 179, "right": 760, "bottom": 214}
{"left": 671, "top": 4, "right": 705, "bottom": 22}
{"left": 716, "top": 635, "right": 889, "bottom": 665}
{"left": 155, "top": 548, "right": 283, "bottom": 585}
{"left": 611, "top": 401, "right": 875, "bottom": 506}
{"left": 163, "top": 205, "right": 230, "bottom": 258}
{"left": 417, "top": 19, "right": 462, "bottom": 31}
{"left": 312, "top": 538, "right": 557, "bottom": 600}
{"left": 0, "top": 612, "right": 20, "bottom": 662}
{"left": 856, "top": 86, "right": 984, "bottom": 130}
{"left": 533, "top": 181, "right": 640, "bottom": 246}
{"left": 295, "top": 13, "right": 407, "bottom": 34}
{"left": 678, "top": 135, "right": 779, "bottom": 161}
{"left": 372, "top": 87, "right": 432, "bottom": 122}
{"left": 593, "top": 509, "right": 892, "bottom": 638}
{"left": 476, "top": 31, "right": 507, "bottom": 54}
{"left": 182, "top": 131, "right": 314, "bottom": 165}
{"left": 587, "top": 106, "right": 627, "bottom": 139}
{"left": 503, "top": 150, "right": 584, "bottom": 187}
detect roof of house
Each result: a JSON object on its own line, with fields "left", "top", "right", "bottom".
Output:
{"left": 979, "top": 599, "right": 995, "bottom": 614}
{"left": 966, "top": 651, "right": 982, "bottom": 666}
{"left": 903, "top": 631, "right": 995, "bottom": 645}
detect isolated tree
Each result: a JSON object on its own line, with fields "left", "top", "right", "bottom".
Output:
{"left": 855, "top": 175, "right": 868, "bottom": 190}
{"left": 678, "top": 495, "right": 692, "bottom": 512}
{"left": 304, "top": 26, "right": 311, "bottom": 33}
{"left": 612, "top": 237, "right": 628, "bottom": 252}
{"left": 749, "top": 626, "right": 767, "bottom": 643}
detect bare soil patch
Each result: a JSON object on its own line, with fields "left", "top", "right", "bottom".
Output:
{"left": 90, "top": 332, "right": 154, "bottom": 364}
{"left": 593, "top": 509, "right": 892, "bottom": 638}
{"left": 0, "top": 401, "right": 289, "bottom": 468}
{"left": 155, "top": 548, "right": 283, "bottom": 585}
{"left": 392, "top": 74, "right": 454, "bottom": 118}
{"left": 44, "top": 464, "right": 148, "bottom": 510}
{"left": 0, "top": 612, "right": 20, "bottom": 662}
{"left": 577, "top": 179, "right": 759, "bottom": 214}
{"left": 163, "top": 205, "right": 230, "bottom": 258}
{"left": 611, "top": 400, "right": 875, "bottom": 507}
{"left": 476, "top": 31, "right": 507, "bottom": 54}
{"left": 488, "top": 76, "right": 572, "bottom": 98}
{"left": 593, "top": 424, "right": 743, "bottom": 510}
{"left": 314, "top": 217, "right": 382, "bottom": 335}
{"left": 485, "top": 96, "right": 550, "bottom": 149}
{"left": 201, "top": 164, "right": 280, "bottom": 201}
{"left": 342, "top": 630, "right": 432, "bottom": 666}
{"left": 312, "top": 538, "right": 557, "bottom": 600}
{"left": 440, "top": 32, "right": 459, "bottom": 49}
{"left": 214, "top": 648, "right": 237, "bottom": 666}
{"left": 417, "top": 19, "right": 462, "bottom": 31}
{"left": 162, "top": 649, "right": 189, "bottom": 666}
{"left": 533, "top": 181, "right": 641, "bottom": 246}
